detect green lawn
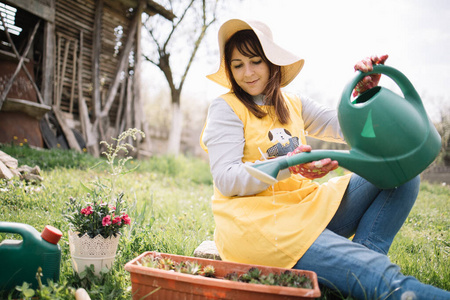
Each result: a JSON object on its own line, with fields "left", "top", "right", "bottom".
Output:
{"left": 0, "top": 145, "right": 448, "bottom": 299}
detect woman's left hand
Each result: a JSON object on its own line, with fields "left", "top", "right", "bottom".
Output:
{"left": 287, "top": 145, "right": 339, "bottom": 179}
{"left": 353, "top": 54, "right": 389, "bottom": 97}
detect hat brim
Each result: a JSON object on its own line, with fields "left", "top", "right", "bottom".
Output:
{"left": 207, "top": 19, "right": 304, "bottom": 89}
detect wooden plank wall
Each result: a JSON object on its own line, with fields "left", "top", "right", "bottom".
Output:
{"left": 54, "top": 0, "right": 132, "bottom": 127}
{"left": 102, "top": 1, "right": 132, "bottom": 126}
{"left": 54, "top": 0, "right": 94, "bottom": 117}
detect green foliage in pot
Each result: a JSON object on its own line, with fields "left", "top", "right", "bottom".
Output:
{"left": 224, "top": 267, "right": 313, "bottom": 289}
{"left": 139, "top": 253, "right": 313, "bottom": 289}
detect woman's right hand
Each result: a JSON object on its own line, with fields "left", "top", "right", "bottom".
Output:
{"left": 287, "top": 145, "right": 339, "bottom": 179}
{"left": 353, "top": 54, "right": 389, "bottom": 97}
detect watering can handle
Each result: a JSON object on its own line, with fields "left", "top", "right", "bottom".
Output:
{"left": 342, "top": 65, "right": 423, "bottom": 108}
{"left": 0, "top": 221, "right": 40, "bottom": 244}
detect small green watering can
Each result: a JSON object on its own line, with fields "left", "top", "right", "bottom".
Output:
{"left": 245, "top": 65, "right": 441, "bottom": 189}
{"left": 0, "top": 222, "right": 62, "bottom": 293}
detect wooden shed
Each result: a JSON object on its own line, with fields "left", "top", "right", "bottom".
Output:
{"left": 0, "top": 0, "right": 175, "bottom": 157}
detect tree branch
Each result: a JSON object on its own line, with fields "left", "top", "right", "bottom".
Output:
{"left": 143, "top": 17, "right": 162, "bottom": 54}
{"left": 163, "top": 0, "right": 195, "bottom": 52}
{"left": 178, "top": 1, "right": 217, "bottom": 91}
{"left": 142, "top": 54, "right": 158, "bottom": 66}
{"left": 178, "top": 25, "right": 207, "bottom": 92}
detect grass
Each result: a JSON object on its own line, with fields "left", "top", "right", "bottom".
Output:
{"left": 0, "top": 144, "right": 448, "bottom": 299}
{"left": 389, "top": 182, "right": 450, "bottom": 290}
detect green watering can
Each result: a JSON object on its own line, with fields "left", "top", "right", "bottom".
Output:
{"left": 0, "top": 222, "right": 62, "bottom": 293}
{"left": 245, "top": 65, "right": 441, "bottom": 189}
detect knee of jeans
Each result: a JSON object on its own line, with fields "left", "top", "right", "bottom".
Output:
{"left": 395, "top": 175, "right": 420, "bottom": 207}
{"left": 406, "top": 175, "right": 420, "bottom": 194}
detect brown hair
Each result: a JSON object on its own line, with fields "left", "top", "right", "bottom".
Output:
{"left": 224, "top": 30, "right": 290, "bottom": 124}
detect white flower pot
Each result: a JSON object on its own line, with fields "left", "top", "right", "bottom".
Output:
{"left": 68, "top": 230, "right": 120, "bottom": 276}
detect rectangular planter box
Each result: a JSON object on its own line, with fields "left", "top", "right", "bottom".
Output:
{"left": 125, "top": 251, "right": 321, "bottom": 299}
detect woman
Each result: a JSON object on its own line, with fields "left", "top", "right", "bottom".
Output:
{"left": 200, "top": 19, "right": 449, "bottom": 300}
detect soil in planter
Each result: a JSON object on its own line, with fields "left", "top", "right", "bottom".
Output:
{"left": 139, "top": 253, "right": 313, "bottom": 289}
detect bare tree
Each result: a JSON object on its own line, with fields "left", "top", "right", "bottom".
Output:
{"left": 142, "top": 0, "right": 224, "bottom": 155}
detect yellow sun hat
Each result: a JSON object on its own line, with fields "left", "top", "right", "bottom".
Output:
{"left": 207, "top": 19, "right": 305, "bottom": 89}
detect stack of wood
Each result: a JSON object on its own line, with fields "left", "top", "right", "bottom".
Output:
{"left": 0, "top": 150, "right": 43, "bottom": 182}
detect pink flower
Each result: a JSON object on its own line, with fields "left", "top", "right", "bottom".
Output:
{"left": 112, "top": 216, "right": 122, "bottom": 225}
{"left": 81, "top": 206, "right": 93, "bottom": 215}
{"left": 121, "top": 214, "right": 131, "bottom": 225}
{"left": 102, "top": 215, "right": 112, "bottom": 226}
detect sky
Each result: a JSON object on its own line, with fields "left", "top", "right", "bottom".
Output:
{"left": 147, "top": 0, "right": 450, "bottom": 121}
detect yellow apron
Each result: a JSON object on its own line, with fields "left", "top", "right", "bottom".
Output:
{"left": 201, "top": 92, "right": 351, "bottom": 268}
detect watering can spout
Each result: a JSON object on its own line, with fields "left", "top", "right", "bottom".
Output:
{"left": 245, "top": 65, "right": 441, "bottom": 189}
{"left": 245, "top": 150, "right": 366, "bottom": 186}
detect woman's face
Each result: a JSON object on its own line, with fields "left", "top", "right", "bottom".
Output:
{"left": 230, "top": 47, "right": 270, "bottom": 96}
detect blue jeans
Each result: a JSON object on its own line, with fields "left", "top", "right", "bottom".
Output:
{"left": 293, "top": 174, "right": 450, "bottom": 300}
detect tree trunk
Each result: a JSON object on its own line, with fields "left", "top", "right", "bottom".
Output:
{"left": 167, "top": 92, "right": 183, "bottom": 155}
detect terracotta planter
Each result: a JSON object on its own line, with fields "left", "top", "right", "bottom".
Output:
{"left": 68, "top": 230, "right": 120, "bottom": 276}
{"left": 125, "top": 251, "right": 321, "bottom": 299}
